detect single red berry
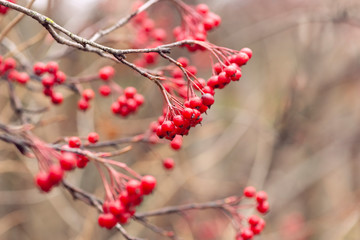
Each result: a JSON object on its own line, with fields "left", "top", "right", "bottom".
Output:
{"left": 55, "top": 71, "right": 66, "bottom": 84}
{"left": 251, "top": 218, "right": 265, "bottom": 235}
{"left": 240, "top": 47, "right": 253, "bottom": 59}
{"left": 76, "top": 155, "right": 89, "bottom": 168}
{"left": 68, "top": 136, "right": 81, "bottom": 148}
{"left": 152, "top": 28, "right": 167, "bottom": 41}
{"left": 126, "top": 98, "right": 138, "bottom": 112}
{"left": 134, "top": 93, "right": 144, "bottom": 106}
{"left": 124, "top": 86, "right": 137, "bottom": 99}
{"left": 257, "top": 201, "right": 269, "bottom": 214}
{"left": 224, "top": 65, "right": 237, "bottom": 77}
{"left": 87, "top": 132, "right": 99, "bottom": 144}
{"left": 182, "top": 108, "right": 194, "bottom": 119}
{"left": 15, "top": 72, "right": 29, "bottom": 84}
{"left": 35, "top": 172, "right": 52, "bottom": 192}
{"left": 59, "top": 152, "right": 77, "bottom": 171}
{"left": 177, "top": 57, "right": 189, "bottom": 67}
{"left": 99, "top": 85, "right": 111, "bottom": 96}
{"left": 51, "top": 92, "right": 63, "bottom": 105}
{"left": 43, "top": 87, "right": 53, "bottom": 97}
{"left": 201, "top": 93, "right": 215, "bottom": 107}
{"left": 163, "top": 158, "right": 175, "bottom": 170}
{"left": 243, "top": 186, "right": 256, "bottom": 198}
{"left": 234, "top": 52, "right": 249, "bottom": 66}
{"left": 109, "top": 200, "right": 125, "bottom": 216}
{"left": 46, "top": 61, "right": 59, "bottom": 74}
{"left": 240, "top": 228, "right": 253, "bottom": 240}
{"left": 256, "top": 191, "right": 268, "bottom": 203}
{"left": 170, "top": 135, "right": 182, "bottom": 150}
{"left": 189, "top": 97, "right": 202, "bottom": 109}
{"left": 141, "top": 175, "right": 157, "bottom": 195}
{"left": 33, "top": 62, "right": 46, "bottom": 75}
{"left": 3, "top": 58, "right": 16, "bottom": 71}
{"left": 126, "top": 179, "right": 141, "bottom": 195}
{"left": 78, "top": 98, "right": 89, "bottom": 111}
{"left": 173, "top": 115, "right": 185, "bottom": 127}
{"left": 98, "top": 66, "right": 115, "bottom": 80}
{"left": 161, "top": 121, "right": 175, "bottom": 133}
{"left": 41, "top": 76, "right": 55, "bottom": 87}
{"left": 196, "top": 3, "right": 209, "bottom": 15}
{"left": 248, "top": 215, "right": 261, "bottom": 226}
{"left": 82, "top": 89, "right": 95, "bottom": 101}
{"left": 117, "top": 213, "right": 130, "bottom": 224}
{"left": 48, "top": 165, "right": 64, "bottom": 185}
{"left": 98, "top": 213, "right": 117, "bottom": 229}
{"left": 186, "top": 65, "right": 197, "bottom": 75}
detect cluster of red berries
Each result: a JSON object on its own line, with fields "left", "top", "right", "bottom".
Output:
{"left": 131, "top": 1, "right": 167, "bottom": 67}
{"left": 207, "top": 48, "right": 251, "bottom": 90}
{"left": 78, "top": 89, "right": 95, "bottom": 111}
{"left": 0, "top": 0, "right": 15, "bottom": 15}
{"left": 0, "top": 56, "right": 28, "bottom": 83}
{"left": 234, "top": 186, "right": 269, "bottom": 239}
{"left": 111, "top": 86, "right": 144, "bottom": 117}
{"left": 98, "top": 176, "right": 156, "bottom": 229}
{"left": 34, "top": 133, "right": 98, "bottom": 192}
{"left": 174, "top": 3, "right": 221, "bottom": 52}
{"left": 33, "top": 61, "right": 67, "bottom": 105}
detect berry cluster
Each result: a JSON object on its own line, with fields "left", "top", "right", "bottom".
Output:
{"left": 174, "top": 3, "right": 221, "bottom": 52}
{"left": 111, "top": 86, "right": 145, "bottom": 117}
{"left": 131, "top": 1, "right": 167, "bottom": 67}
{"left": 98, "top": 176, "right": 156, "bottom": 229}
{"left": 78, "top": 89, "right": 95, "bottom": 111}
{"left": 34, "top": 133, "right": 99, "bottom": 192}
{"left": 33, "top": 61, "right": 67, "bottom": 105}
{"left": 235, "top": 186, "right": 269, "bottom": 239}
{"left": 0, "top": 0, "right": 15, "bottom": 15}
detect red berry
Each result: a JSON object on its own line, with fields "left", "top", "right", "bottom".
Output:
{"left": 161, "top": 120, "right": 175, "bottom": 133}
{"left": 55, "top": 71, "right": 66, "bottom": 84}
{"left": 99, "top": 85, "right": 111, "bottom": 96}
{"left": 109, "top": 200, "right": 125, "bottom": 216}
{"left": 201, "top": 93, "right": 215, "bottom": 107}
{"left": 163, "top": 158, "right": 175, "bottom": 170}
{"left": 33, "top": 62, "right": 46, "bottom": 75}
{"left": 224, "top": 65, "right": 237, "bottom": 77}
{"left": 68, "top": 136, "right": 81, "bottom": 148}
{"left": 240, "top": 47, "right": 253, "bottom": 59}
{"left": 152, "top": 28, "right": 167, "bottom": 41}
{"left": 124, "top": 86, "right": 137, "bottom": 99}
{"left": 78, "top": 98, "right": 89, "bottom": 111}
{"left": 248, "top": 215, "right": 261, "bottom": 226}
{"left": 51, "top": 92, "right": 63, "bottom": 105}
{"left": 15, "top": 72, "right": 29, "bottom": 84}
{"left": 182, "top": 108, "right": 194, "bottom": 119}
{"left": 170, "top": 135, "right": 182, "bottom": 150}
{"left": 173, "top": 115, "right": 185, "bottom": 127}
{"left": 87, "top": 132, "right": 99, "bottom": 144}
{"left": 141, "top": 175, "right": 157, "bottom": 195}
{"left": 243, "top": 186, "right": 256, "bottom": 198}
{"left": 257, "top": 201, "right": 269, "bottom": 214}
{"left": 256, "top": 191, "right": 268, "bottom": 203}
{"left": 234, "top": 52, "right": 249, "bottom": 66}
{"left": 98, "top": 66, "right": 115, "bottom": 80}
{"left": 98, "top": 213, "right": 117, "bottom": 229}
{"left": 35, "top": 172, "right": 52, "bottom": 192}
{"left": 76, "top": 155, "right": 89, "bottom": 168}
{"left": 196, "top": 4, "right": 209, "bottom": 15}
{"left": 82, "top": 89, "right": 95, "bottom": 101}
{"left": 126, "top": 179, "right": 141, "bottom": 195}
{"left": 134, "top": 93, "right": 144, "bottom": 106}
{"left": 41, "top": 76, "right": 55, "bottom": 87}
{"left": 59, "top": 152, "right": 77, "bottom": 171}
{"left": 46, "top": 61, "right": 59, "bottom": 74}
{"left": 177, "top": 57, "right": 189, "bottom": 67}
{"left": 48, "top": 165, "right": 64, "bottom": 185}
{"left": 240, "top": 228, "right": 253, "bottom": 240}
{"left": 3, "top": 58, "right": 16, "bottom": 71}
{"left": 189, "top": 97, "right": 202, "bottom": 109}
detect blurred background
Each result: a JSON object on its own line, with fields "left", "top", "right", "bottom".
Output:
{"left": 1, "top": 0, "right": 360, "bottom": 239}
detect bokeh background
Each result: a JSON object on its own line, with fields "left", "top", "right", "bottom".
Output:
{"left": 1, "top": 0, "right": 360, "bottom": 239}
